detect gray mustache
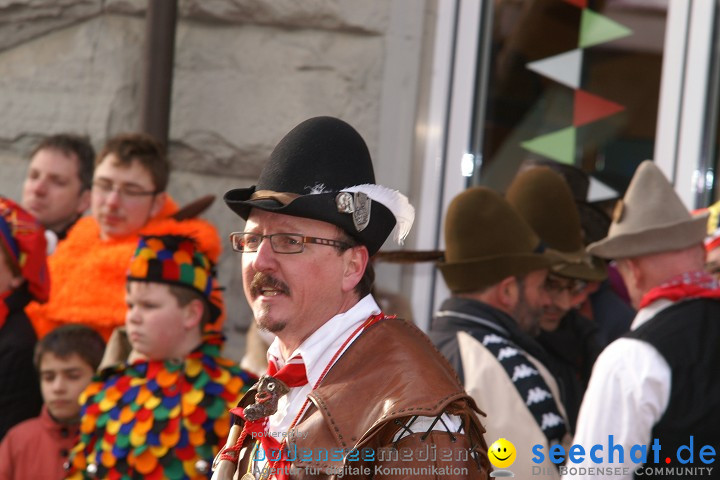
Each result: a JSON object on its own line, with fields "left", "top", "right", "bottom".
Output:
{"left": 250, "top": 272, "right": 290, "bottom": 296}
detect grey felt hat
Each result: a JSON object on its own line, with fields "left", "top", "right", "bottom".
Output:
{"left": 587, "top": 160, "right": 707, "bottom": 258}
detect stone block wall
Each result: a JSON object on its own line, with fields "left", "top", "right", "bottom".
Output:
{"left": 0, "top": 0, "right": 431, "bottom": 361}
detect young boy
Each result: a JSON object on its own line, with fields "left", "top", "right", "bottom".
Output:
{"left": 66, "top": 235, "right": 254, "bottom": 479}
{"left": 0, "top": 325, "right": 105, "bottom": 480}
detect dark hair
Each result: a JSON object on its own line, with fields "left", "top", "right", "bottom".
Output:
{"left": 34, "top": 325, "right": 106, "bottom": 371}
{"left": 31, "top": 133, "right": 96, "bottom": 191}
{"left": 168, "top": 285, "right": 211, "bottom": 327}
{"left": 97, "top": 133, "right": 169, "bottom": 192}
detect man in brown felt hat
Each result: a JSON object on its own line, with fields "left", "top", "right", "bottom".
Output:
{"left": 213, "top": 116, "right": 491, "bottom": 480}
{"left": 565, "top": 161, "right": 720, "bottom": 480}
{"left": 429, "top": 187, "right": 571, "bottom": 480}
{"left": 506, "top": 166, "right": 604, "bottom": 433}
{"left": 519, "top": 158, "right": 635, "bottom": 347}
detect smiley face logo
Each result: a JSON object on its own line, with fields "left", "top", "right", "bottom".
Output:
{"left": 489, "top": 438, "right": 516, "bottom": 469}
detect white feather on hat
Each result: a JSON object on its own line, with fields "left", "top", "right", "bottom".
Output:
{"left": 340, "top": 184, "right": 415, "bottom": 245}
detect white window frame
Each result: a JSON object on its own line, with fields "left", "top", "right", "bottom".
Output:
{"left": 411, "top": 0, "right": 717, "bottom": 328}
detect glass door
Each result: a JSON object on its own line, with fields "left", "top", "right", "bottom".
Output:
{"left": 411, "top": 0, "right": 717, "bottom": 329}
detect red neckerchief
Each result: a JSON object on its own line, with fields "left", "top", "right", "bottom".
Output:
{"left": 639, "top": 271, "right": 720, "bottom": 309}
{"left": 229, "top": 355, "right": 309, "bottom": 479}
{"left": 225, "top": 313, "right": 387, "bottom": 480}
{"left": 267, "top": 354, "right": 309, "bottom": 387}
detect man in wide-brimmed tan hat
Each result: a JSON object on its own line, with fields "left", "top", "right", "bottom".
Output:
{"left": 565, "top": 160, "right": 720, "bottom": 480}
{"left": 430, "top": 187, "right": 570, "bottom": 480}
{"left": 506, "top": 166, "right": 604, "bottom": 433}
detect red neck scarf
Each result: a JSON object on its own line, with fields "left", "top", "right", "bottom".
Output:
{"left": 267, "top": 354, "right": 309, "bottom": 388}
{"left": 230, "top": 355, "right": 309, "bottom": 479}
{"left": 639, "top": 271, "right": 720, "bottom": 309}
{"left": 226, "top": 314, "right": 386, "bottom": 480}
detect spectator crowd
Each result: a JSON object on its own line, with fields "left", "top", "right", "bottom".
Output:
{"left": 0, "top": 121, "right": 718, "bottom": 480}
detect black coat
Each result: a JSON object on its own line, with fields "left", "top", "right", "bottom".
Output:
{"left": 0, "top": 285, "right": 43, "bottom": 441}
{"left": 535, "top": 310, "right": 602, "bottom": 433}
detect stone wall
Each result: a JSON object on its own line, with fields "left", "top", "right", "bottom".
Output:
{"left": 0, "top": 0, "right": 431, "bottom": 361}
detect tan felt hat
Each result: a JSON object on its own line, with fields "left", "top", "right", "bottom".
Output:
{"left": 587, "top": 160, "right": 708, "bottom": 259}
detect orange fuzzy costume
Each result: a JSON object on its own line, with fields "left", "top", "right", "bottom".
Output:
{"left": 27, "top": 197, "right": 225, "bottom": 340}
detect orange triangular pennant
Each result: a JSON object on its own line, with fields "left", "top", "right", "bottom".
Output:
{"left": 573, "top": 89, "right": 625, "bottom": 126}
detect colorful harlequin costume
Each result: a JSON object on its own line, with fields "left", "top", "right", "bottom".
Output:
{"left": 127, "top": 235, "right": 223, "bottom": 321}
{"left": 67, "top": 334, "right": 253, "bottom": 480}
{"left": 0, "top": 197, "right": 47, "bottom": 441}
{"left": 27, "top": 197, "right": 225, "bottom": 340}
{"left": 66, "top": 235, "right": 255, "bottom": 479}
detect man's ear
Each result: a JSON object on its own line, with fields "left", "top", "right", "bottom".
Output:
{"left": 616, "top": 258, "right": 639, "bottom": 287}
{"left": 182, "top": 298, "right": 205, "bottom": 330}
{"left": 497, "top": 276, "right": 519, "bottom": 310}
{"left": 341, "top": 245, "right": 369, "bottom": 294}
{"left": 150, "top": 192, "right": 168, "bottom": 218}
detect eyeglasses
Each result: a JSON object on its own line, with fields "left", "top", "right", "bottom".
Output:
{"left": 91, "top": 180, "right": 158, "bottom": 201}
{"left": 544, "top": 275, "right": 588, "bottom": 296}
{"left": 229, "top": 232, "right": 352, "bottom": 254}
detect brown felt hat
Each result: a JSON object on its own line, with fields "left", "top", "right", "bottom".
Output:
{"left": 507, "top": 167, "right": 607, "bottom": 282}
{"left": 587, "top": 160, "right": 708, "bottom": 258}
{"left": 519, "top": 158, "right": 612, "bottom": 245}
{"left": 438, "top": 187, "right": 559, "bottom": 293}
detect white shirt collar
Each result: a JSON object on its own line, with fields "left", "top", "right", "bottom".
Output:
{"left": 266, "top": 294, "right": 381, "bottom": 386}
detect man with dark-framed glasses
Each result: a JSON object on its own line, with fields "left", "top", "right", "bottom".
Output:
{"left": 506, "top": 166, "right": 605, "bottom": 434}
{"left": 212, "top": 116, "right": 491, "bottom": 480}
{"left": 230, "top": 232, "right": 353, "bottom": 254}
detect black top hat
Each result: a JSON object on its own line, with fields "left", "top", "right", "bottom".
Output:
{"left": 224, "top": 116, "right": 414, "bottom": 256}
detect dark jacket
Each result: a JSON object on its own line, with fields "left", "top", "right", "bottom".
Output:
{"left": 428, "top": 297, "right": 572, "bottom": 480}
{"left": 0, "top": 286, "right": 43, "bottom": 441}
{"left": 429, "top": 297, "right": 554, "bottom": 383}
{"left": 535, "top": 309, "right": 602, "bottom": 433}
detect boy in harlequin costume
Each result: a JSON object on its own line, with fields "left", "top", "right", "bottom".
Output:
{"left": 66, "top": 235, "right": 255, "bottom": 479}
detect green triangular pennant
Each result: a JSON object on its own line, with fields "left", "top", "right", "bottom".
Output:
{"left": 521, "top": 127, "right": 576, "bottom": 165}
{"left": 579, "top": 10, "right": 632, "bottom": 48}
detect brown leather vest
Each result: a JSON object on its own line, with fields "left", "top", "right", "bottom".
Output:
{"left": 225, "top": 317, "right": 491, "bottom": 479}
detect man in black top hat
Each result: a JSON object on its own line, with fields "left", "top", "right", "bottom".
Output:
{"left": 212, "top": 117, "right": 490, "bottom": 480}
